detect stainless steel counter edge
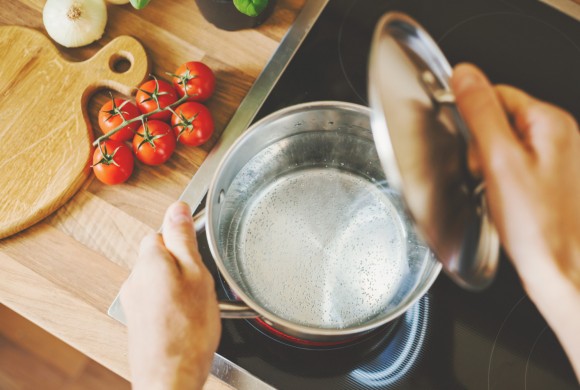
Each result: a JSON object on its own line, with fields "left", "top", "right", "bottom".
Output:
{"left": 178, "top": 0, "right": 330, "bottom": 212}
{"left": 108, "top": 1, "right": 329, "bottom": 388}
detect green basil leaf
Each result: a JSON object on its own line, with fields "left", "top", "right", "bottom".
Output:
{"left": 233, "top": 0, "right": 268, "bottom": 17}
{"left": 130, "top": 0, "right": 151, "bottom": 9}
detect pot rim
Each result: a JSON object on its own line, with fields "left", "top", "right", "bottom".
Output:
{"left": 205, "top": 100, "right": 442, "bottom": 339}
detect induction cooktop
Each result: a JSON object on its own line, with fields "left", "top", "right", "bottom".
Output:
{"left": 109, "top": 0, "right": 580, "bottom": 388}
{"left": 206, "top": 0, "right": 580, "bottom": 388}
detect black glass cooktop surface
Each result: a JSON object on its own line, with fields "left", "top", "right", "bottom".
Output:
{"left": 199, "top": 0, "right": 580, "bottom": 388}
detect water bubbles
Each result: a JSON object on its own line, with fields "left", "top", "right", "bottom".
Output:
{"left": 226, "top": 168, "right": 407, "bottom": 329}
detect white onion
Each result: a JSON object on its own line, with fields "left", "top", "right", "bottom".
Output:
{"left": 43, "top": 0, "right": 108, "bottom": 48}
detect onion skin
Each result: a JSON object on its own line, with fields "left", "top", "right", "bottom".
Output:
{"left": 43, "top": 0, "right": 108, "bottom": 48}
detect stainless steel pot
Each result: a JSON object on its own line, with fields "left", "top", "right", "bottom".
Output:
{"left": 195, "top": 101, "right": 441, "bottom": 341}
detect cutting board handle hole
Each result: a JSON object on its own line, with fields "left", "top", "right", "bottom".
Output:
{"left": 109, "top": 53, "right": 132, "bottom": 74}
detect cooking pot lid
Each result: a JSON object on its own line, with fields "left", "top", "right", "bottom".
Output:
{"left": 368, "top": 12, "right": 499, "bottom": 290}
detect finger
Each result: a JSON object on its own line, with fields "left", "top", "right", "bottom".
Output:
{"left": 124, "top": 233, "right": 177, "bottom": 293}
{"left": 494, "top": 85, "right": 535, "bottom": 141}
{"left": 139, "top": 233, "right": 167, "bottom": 260}
{"left": 135, "top": 233, "right": 177, "bottom": 271}
{"left": 121, "top": 235, "right": 164, "bottom": 307}
{"left": 451, "top": 63, "right": 526, "bottom": 172}
{"left": 161, "top": 202, "right": 203, "bottom": 275}
{"left": 466, "top": 142, "right": 482, "bottom": 179}
{"left": 496, "top": 85, "right": 579, "bottom": 158}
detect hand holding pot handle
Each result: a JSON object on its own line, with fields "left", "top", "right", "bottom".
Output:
{"left": 120, "top": 202, "right": 221, "bottom": 390}
{"left": 451, "top": 63, "right": 580, "bottom": 381}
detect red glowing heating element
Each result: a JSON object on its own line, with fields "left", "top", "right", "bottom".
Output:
{"left": 253, "top": 318, "right": 363, "bottom": 347}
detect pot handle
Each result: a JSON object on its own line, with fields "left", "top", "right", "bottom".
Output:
{"left": 193, "top": 208, "right": 208, "bottom": 233}
{"left": 219, "top": 302, "right": 260, "bottom": 319}
{"left": 192, "top": 210, "right": 260, "bottom": 320}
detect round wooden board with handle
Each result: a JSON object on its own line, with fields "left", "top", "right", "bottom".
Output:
{"left": 0, "top": 26, "right": 150, "bottom": 239}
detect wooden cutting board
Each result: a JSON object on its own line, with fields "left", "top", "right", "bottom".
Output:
{"left": 0, "top": 26, "right": 150, "bottom": 239}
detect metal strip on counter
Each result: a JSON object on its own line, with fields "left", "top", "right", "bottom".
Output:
{"left": 109, "top": 1, "right": 329, "bottom": 388}
{"left": 178, "top": 0, "right": 330, "bottom": 212}
{"left": 211, "top": 354, "right": 275, "bottom": 390}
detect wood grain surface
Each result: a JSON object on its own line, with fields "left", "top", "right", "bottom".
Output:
{"left": 0, "top": 0, "right": 305, "bottom": 387}
{"left": 0, "top": 304, "right": 130, "bottom": 389}
{"left": 0, "top": 26, "right": 150, "bottom": 239}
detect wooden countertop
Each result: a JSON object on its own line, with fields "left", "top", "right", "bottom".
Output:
{"left": 0, "top": 0, "right": 304, "bottom": 387}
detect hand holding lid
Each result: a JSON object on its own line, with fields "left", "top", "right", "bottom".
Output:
{"left": 368, "top": 12, "right": 499, "bottom": 290}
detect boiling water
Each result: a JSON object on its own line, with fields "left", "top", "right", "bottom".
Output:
{"left": 229, "top": 168, "right": 408, "bottom": 329}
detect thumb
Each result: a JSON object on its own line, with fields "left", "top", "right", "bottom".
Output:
{"left": 451, "top": 63, "right": 525, "bottom": 172}
{"left": 161, "top": 201, "right": 202, "bottom": 275}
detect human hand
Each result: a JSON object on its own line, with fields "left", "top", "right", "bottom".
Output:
{"left": 451, "top": 63, "right": 580, "bottom": 379}
{"left": 120, "top": 202, "right": 221, "bottom": 390}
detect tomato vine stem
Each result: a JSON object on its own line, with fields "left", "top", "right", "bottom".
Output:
{"left": 92, "top": 89, "right": 190, "bottom": 147}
